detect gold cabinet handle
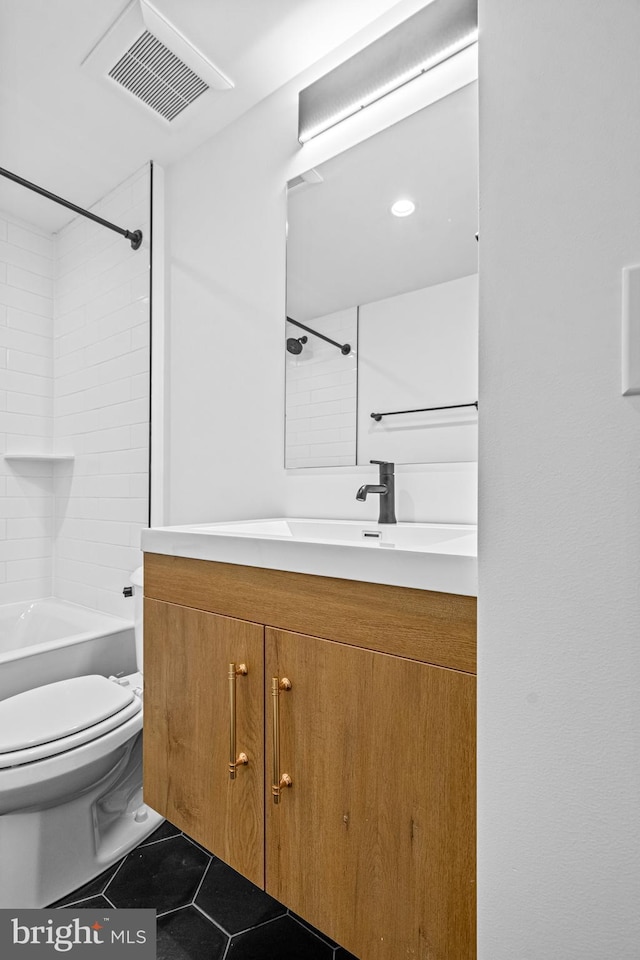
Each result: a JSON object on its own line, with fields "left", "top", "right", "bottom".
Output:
{"left": 271, "top": 676, "right": 292, "bottom": 803}
{"left": 228, "top": 662, "right": 249, "bottom": 780}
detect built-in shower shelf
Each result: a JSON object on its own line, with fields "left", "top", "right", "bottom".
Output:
{"left": 3, "top": 454, "right": 75, "bottom": 461}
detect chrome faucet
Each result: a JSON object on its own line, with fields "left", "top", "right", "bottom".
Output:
{"left": 356, "top": 460, "right": 397, "bottom": 524}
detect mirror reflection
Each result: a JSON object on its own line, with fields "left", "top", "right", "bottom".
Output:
{"left": 285, "top": 80, "right": 478, "bottom": 468}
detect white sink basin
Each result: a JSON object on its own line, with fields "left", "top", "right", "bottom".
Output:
{"left": 142, "top": 518, "right": 477, "bottom": 596}
{"left": 187, "top": 517, "right": 472, "bottom": 549}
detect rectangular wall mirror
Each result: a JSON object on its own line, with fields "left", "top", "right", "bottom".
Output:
{"left": 285, "top": 79, "right": 478, "bottom": 468}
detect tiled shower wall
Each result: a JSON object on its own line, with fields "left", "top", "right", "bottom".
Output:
{"left": 0, "top": 166, "right": 150, "bottom": 614}
{"left": 0, "top": 214, "right": 55, "bottom": 602}
{"left": 285, "top": 309, "right": 358, "bottom": 468}
{"left": 54, "top": 166, "right": 150, "bottom": 617}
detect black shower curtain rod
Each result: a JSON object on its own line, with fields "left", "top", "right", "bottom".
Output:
{"left": 0, "top": 166, "right": 143, "bottom": 250}
{"left": 286, "top": 316, "right": 351, "bottom": 355}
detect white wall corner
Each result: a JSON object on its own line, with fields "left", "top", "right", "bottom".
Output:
{"left": 150, "top": 161, "right": 167, "bottom": 526}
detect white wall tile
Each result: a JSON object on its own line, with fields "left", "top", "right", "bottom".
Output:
{"left": 0, "top": 579, "right": 52, "bottom": 604}
{"left": 6, "top": 557, "right": 52, "bottom": 582}
{"left": 55, "top": 579, "right": 99, "bottom": 609}
{"left": 3, "top": 370, "right": 53, "bottom": 397}
{"left": 7, "top": 307, "right": 52, "bottom": 336}
{"left": 81, "top": 280, "right": 133, "bottom": 324}
{"left": 6, "top": 349, "right": 52, "bottom": 377}
{"left": 54, "top": 218, "right": 87, "bottom": 261}
{"left": 82, "top": 379, "right": 132, "bottom": 411}
{"left": 129, "top": 474, "right": 148, "bottom": 498}
{"left": 54, "top": 305, "right": 86, "bottom": 337}
{"left": 0, "top": 325, "right": 52, "bottom": 357}
{"left": 131, "top": 372, "right": 149, "bottom": 399}
{"left": 130, "top": 424, "right": 149, "bottom": 448}
{"left": 93, "top": 347, "right": 148, "bottom": 385}
{"left": 5, "top": 474, "right": 53, "bottom": 497}
{"left": 7, "top": 265, "right": 54, "bottom": 298}
{"left": 98, "top": 398, "right": 148, "bottom": 431}
{"left": 0, "top": 538, "right": 51, "bottom": 561}
{"left": 52, "top": 166, "right": 151, "bottom": 610}
{"left": 55, "top": 350, "right": 88, "bottom": 379}
{"left": 131, "top": 323, "right": 149, "bottom": 351}
{"left": 6, "top": 392, "right": 52, "bottom": 417}
{"left": 98, "top": 498, "right": 147, "bottom": 523}
{"left": 7, "top": 516, "right": 54, "bottom": 539}
{"left": 7, "top": 221, "right": 54, "bottom": 258}
{"left": 0, "top": 209, "right": 55, "bottom": 595}
{"left": 4, "top": 411, "right": 53, "bottom": 437}
{"left": 85, "top": 330, "right": 132, "bottom": 367}
{"left": 0, "top": 497, "right": 52, "bottom": 519}
{"left": 0, "top": 281, "right": 53, "bottom": 317}
{"left": 0, "top": 240, "right": 55, "bottom": 277}
{"left": 0, "top": 165, "right": 150, "bottom": 606}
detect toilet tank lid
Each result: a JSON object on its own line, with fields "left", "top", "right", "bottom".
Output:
{"left": 0, "top": 676, "right": 136, "bottom": 753}
{"left": 130, "top": 566, "right": 143, "bottom": 588}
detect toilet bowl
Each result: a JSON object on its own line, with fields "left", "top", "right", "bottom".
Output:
{"left": 0, "top": 569, "right": 163, "bottom": 908}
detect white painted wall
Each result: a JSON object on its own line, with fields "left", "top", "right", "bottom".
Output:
{"left": 164, "top": 99, "right": 289, "bottom": 524}
{"left": 164, "top": 47, "right": 478, "bottom": 527}
{"left": 358, "top": 274, "right": 478, "bottom": 465}
{"left": 478, "top": 1, "right": 640, "bottom": 957}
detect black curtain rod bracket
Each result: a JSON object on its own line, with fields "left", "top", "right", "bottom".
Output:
{"left": 287, "top": 316, "right": 351, "bottom": 355}
{"left": 371, "top": 401, "right": 478, "bottom": 422}
{"left": 0, "top": 166, "right": 143, "bottom": 250}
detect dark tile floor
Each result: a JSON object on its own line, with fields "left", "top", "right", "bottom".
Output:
{"left": 51, "top": 820, "right": 359, "bottom": 960}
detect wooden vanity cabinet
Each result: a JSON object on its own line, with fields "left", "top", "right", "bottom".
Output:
{"left": 266, "top": 627, "right": 475, "bottom": 960}
{"left": 143, "top": 599, "right": 265, "bottom": 886}
{"left": 143, "top": 553, "right": 476, "bottom": 960}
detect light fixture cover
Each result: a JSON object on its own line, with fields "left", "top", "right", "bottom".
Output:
{"left": 298, "top": 0, "right": 477, "bottom": 143}
{"left": 391, "top": 199, "right": 416, "bottom": 217}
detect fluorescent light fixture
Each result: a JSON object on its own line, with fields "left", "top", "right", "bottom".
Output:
{"left": 298, "top": 0, "right": 478, "bottom": 143}
{"left": 391, "top": 199, "right": 416, "bottom": 218}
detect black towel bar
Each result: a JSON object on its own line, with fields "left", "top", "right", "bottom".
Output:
{"left": 371, "top": 402, "right": 478, "bottom": 422}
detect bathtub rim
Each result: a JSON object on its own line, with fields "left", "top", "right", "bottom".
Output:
{"left": 0, "top": 596, "right": 135, "bottom": 667}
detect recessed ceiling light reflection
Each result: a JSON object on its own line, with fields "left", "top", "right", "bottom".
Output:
{"left": 390, "top": 199, "right": 416, "bottom": 218}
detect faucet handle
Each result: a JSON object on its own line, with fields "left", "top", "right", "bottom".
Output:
{"left": 370, "top": 459, "right": 394, "bottom": 469}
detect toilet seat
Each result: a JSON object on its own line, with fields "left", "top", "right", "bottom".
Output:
{"left": 0, "top": 675, "right": 142, "bottom": 769}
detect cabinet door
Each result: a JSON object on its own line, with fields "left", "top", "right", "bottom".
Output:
{"left": 144, "top": 599, "right": 264, "bottom": 886}
{"left": 265, "top": 628, "right": 476, "bottom": 960}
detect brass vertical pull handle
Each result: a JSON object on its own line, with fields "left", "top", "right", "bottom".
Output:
{"left": 228, "top": 662, "right": 248, "bottom": 780}
{"left": 271, "top": 676, "right": 292, "bottom": 804}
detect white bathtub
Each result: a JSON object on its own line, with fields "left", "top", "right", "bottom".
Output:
{"left": 0, "top": 598, "right": 136, "bottom": 702}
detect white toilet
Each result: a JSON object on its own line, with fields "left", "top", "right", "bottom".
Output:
{"left": 0, "top": 568, "right": 163, "bottom": 908}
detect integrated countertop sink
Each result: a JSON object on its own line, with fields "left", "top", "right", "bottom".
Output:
{"left": 142, "top": 518, "right": 477, "bottom": 596}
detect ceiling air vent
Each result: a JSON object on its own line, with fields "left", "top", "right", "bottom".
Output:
{"left": 82, "top": 0, "right": 232, "bottom": 124}
{"left": 109, "top": 31, "right": 209, "bottom": 121}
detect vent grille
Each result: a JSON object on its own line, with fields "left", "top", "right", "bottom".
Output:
{"left": 109, "top": 30, "right": 209, "bottom": 121}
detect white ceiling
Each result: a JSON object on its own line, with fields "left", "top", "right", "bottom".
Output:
{"left": 0, "top": 0, "right": 419, "bottom": 233}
